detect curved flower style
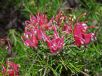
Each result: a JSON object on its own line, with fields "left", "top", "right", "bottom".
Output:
{"left": 55, "top": 11, "right": 66, "bottom": 26}
{"left": 2, "top": 61, "right": 20, "bottom": 76}
{"left": 62, "top": 23, "right": 72, "bottom": 34}
{"left": 47, "top": 37, "right": 64, "bottom": 53}
{"left": 43, "top": 26, "right": 64, "bottom": 53}
{"left": 25, "top": 13, "right": 48, "bottom": 26}
{"left": 24, "top": 13, "right": 52, "bottom": 31}
{"left": 22, "top": 13, "right": 50, "bottom": 48}
{"left": 74, "top": 22, "right": 95, "bottom": 46}
{"left": 22, "top": 31, "right": 38, "bottom": 48}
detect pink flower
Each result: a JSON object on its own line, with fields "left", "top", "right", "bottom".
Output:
{"left": 25, "top": 24, "right": 38, "bottom": 35}
{"left": 47, "top": 37, "right": 64, "bottom": 53}
{"left": 2, "top": 61, "right": 20, "bottom": 76}
{"left": 37, "top": 29, "right": 43, "bottom": 40}
{"left": 53, "top": 26, "right": 59, "bottom": 39}
{"left": 37, "top": 29, "right": 50, "bottom": 41}
{"left": 62, "top": 23, "right": 72, "bottom": 34}
{"left": 44, "top": 26, "right": 64, "bottom": 53}
{"left": 22, "top": 31, "right": 38, "bottom": 48}
{"left": 25, "top": 13, "right": 48, "bottom": 31}
{"left": 22, "top": 13, "right": 50, "bottom": 48}
{"left": 25, "top": 13, "right": 48, "bottom": 26}
{"left": 55, "top": 11, "right": 66, "bottom": 26}
{"left": 74, "top": 22, "right": 95, "bottom": 46}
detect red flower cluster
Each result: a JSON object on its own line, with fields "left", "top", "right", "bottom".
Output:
{"left": 2, "top": 61, "right": 20, "bottom": 76}
{"left": 73, "top": 22, "right": 96, "bottom": 46}
{"left": 22, "top": 13, "right": 51, "bottom": 48}
{"left": 22, "top": 12, "right": 96, "bottom": 54}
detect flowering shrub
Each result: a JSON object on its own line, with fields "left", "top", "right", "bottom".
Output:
{"left": 0, "top": 0, "right": 101, "bottom": 75}
{"left": 22, "top": 11, "right": 96, "bottom": 54}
